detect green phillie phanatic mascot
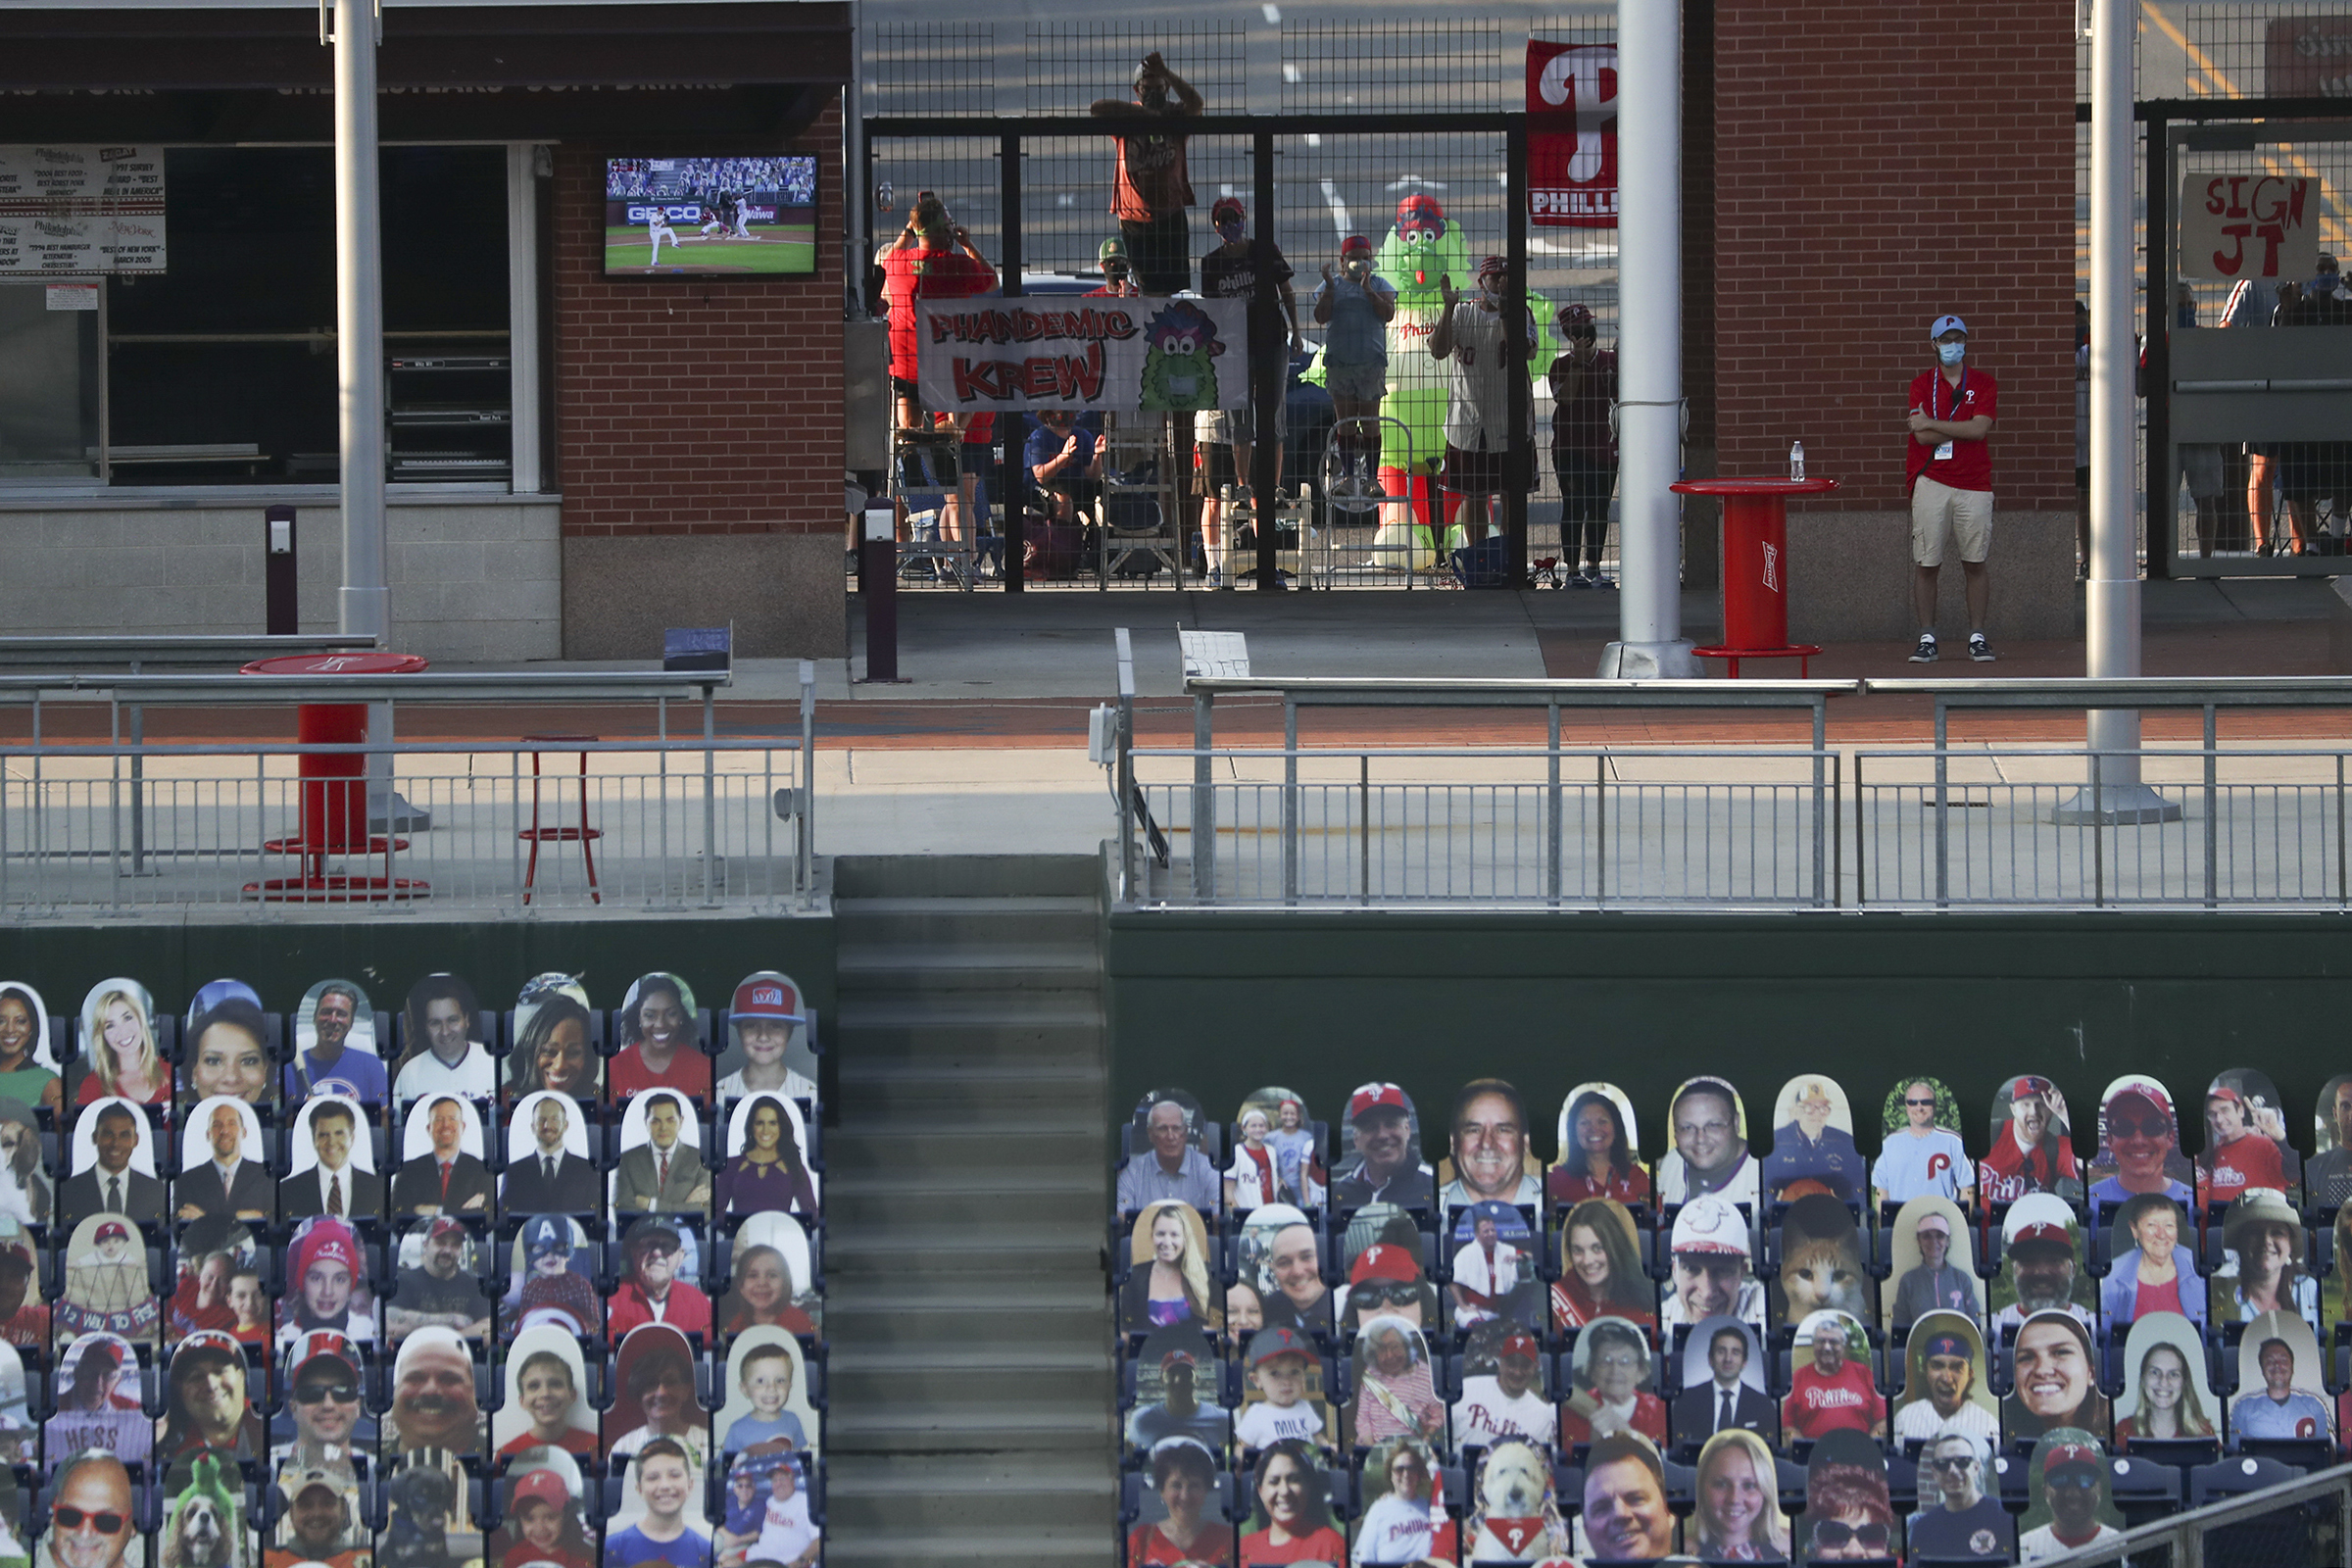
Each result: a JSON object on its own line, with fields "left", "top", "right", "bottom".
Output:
{"left": 1361, "top": 193, "right": 1555, "bottom": 564}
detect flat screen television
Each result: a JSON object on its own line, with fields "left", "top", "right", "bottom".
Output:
{"left": 604, "top": 155, "right": 817, "bottom": 276}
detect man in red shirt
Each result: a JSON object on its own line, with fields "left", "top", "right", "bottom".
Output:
{"left": 1782, "top": 1310, "right": 1886, "bottom": 1443}
{"left": 1091, "top": 52, "right": 1202, "bottom": 296}
{"left": 879, "top": 193, "right": 997, "bottom": 431}
{"left": 2199, "top": 1085, "right": 2285, "bottom": 1204}
{"left": 1905, "top": 313, "right": 2000, "bottom": 663}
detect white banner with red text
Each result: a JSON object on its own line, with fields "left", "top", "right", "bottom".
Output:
{"left": 915, "top": 295, "right": 1250, "bottom": 414}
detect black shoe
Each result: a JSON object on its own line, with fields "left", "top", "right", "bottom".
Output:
{"left": 1909, "top": 634, "right": 1938, "bottom": 663}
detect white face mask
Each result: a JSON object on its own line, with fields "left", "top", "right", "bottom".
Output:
{"left": 1937, "top": 340, "right": 1967, "bottom": 367}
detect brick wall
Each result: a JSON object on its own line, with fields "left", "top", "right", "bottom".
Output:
{"left": 553, "top": 98, "right": 845, "bottom": 539}
{"left": 1712, "top": 1, "right": 2076, "bottom": 511}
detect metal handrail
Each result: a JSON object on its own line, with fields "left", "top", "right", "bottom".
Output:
{"left": 0, "top": 635, "right": 376, "bottom": 667}
{"left": 0, "top": 670, "right": 731, "bottom": 705}
{"left": 1867, "top": 674, "right": 2352, "bottom": 707}
{"left": 2036, "top": 1458, "right": 2352, "bottom": 1566}
{"left": 1184, "top": 675, "right": 1862, "bottom": 708}
{"left": 0, "top": 662, "right": 819, "bottom": 909}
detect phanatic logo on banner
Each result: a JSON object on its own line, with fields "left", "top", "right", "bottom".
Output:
{"left": 916, "top": 295, "right": 1250, "bottom": 413}
{"left": 2177, "top": 172, "right": 2320, "bottom": 281}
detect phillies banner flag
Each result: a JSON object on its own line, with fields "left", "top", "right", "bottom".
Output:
{"left": 1528, "top": 41, "right": 1617, "bottom": 228}
{"left": 917, "top": 295, "right": 1250, "bottom": 414}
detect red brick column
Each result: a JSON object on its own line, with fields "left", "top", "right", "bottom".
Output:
{"left": 551, "top": 97, "right": 847, "bottom": 657}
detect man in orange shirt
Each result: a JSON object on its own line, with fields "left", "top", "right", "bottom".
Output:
{"left": 1091, "top": 52, "right": 1202, "bottom": 295}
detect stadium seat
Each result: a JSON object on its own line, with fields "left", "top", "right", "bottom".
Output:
{"left": 2105, "top": 1451, "right": 2184, "bottom": 1525}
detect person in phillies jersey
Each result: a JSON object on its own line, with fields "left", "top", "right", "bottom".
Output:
{"left": 1905, "top": 314, "right": 2000, "bottom": 664}
{"left": 1782, "top": 1310, "right": 1886, "bottom": 1445}
{"left": 2197, "top": 1082, "right": 2287, "bottom": 1206}
{"left": 1874, "top": 1078, "right": 1975, "bottom": 1208}
{"left": 1979, "top": 1076, "right": 2082, "bottom": 1206}
{"left": 1351, "top": 1438, "right": 1457, "bottom": 1567}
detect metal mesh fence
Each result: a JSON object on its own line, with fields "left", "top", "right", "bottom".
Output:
{"left": 860, "top": 13, "right": 1624, "bottom": 592}
{"left": 866, "top": 21, "right": 997, "bottom": 117}
{"left": 1278, "top": 19, "right": 1508, "bottom": 114}
{"left": 1025, "top": 23, "right": 1249, "bottom": 118}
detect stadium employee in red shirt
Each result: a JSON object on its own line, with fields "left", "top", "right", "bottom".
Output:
{"left": 880, "top": 193, "right": 997, "bottom": 431}
{"left": 1905, "top": 314, "right": 1999, "bottom": 664}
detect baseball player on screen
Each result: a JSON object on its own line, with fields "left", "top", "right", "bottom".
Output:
{"left": 645, "top": 203, "right": 680, "bottom": 269}
{"left": 700, "top": 193, "right": 730, "bottom": 242}
{"left": 732, "top": 190, "right": 756, "bottom": 240}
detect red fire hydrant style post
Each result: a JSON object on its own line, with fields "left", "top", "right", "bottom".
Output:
{"left": 1673, "top": 476, "right": 1840, "bottom": 677}
{"left": 239, "top": 651, "right": 430, "bottom": 901}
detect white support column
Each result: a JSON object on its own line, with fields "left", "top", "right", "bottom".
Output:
{"left": 507, "top": 144, "right": 543, "bottom": 495}
{"left": 2057, "top": 0, "right": 2178, "bottom": 823}
{"left": 332, "top": 0, "right": 389, "bottom": 647}
{"left": 1599, "top": 0, "right": 1695, "bottom": 678}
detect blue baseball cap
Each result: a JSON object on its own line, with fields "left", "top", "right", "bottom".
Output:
{"left": 1930, "top": 315, "right": 1968, "bottom": 339}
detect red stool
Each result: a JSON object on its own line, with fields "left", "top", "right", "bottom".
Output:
{"left": 518, "top": 733, "right": 601, "bottom": 905}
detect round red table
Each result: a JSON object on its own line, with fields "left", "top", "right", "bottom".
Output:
{"left": 238, "top": 651, "right": 431, "bottom": 902}
{"left": 1671, "top": 476, "right": 1840, "bottom": 677}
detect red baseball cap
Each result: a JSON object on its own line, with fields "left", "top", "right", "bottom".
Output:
{"left": 1341, "top": 234, "right": 1373, "bottom": 257}
{"left": 1348, "top": 1084, "right": 1409, "bottom": 1122}
{"left": 1497, "top": 1330, "right": 1540, "bottom": 1362}
{"left": 1350, "top": 1244, "right": 1418, "bottom": 1287}
{"left": 94, "top": 1220, "right": 131, "bottom": 1245}
{"left": 2208, "top": 1085, "right": 2244, "bottom": 1105}
{"left": 512, "top": 1469, "right": 571, "bottom": 1512}
{"left": 1247, "top": 1326, "right": 1312, "bottom": 1368}
{"left": 2043, "top": 1442, "right": 2102, "bottom": 1476}
{"left": 732, "top": 974, "right": 806, "bottom": 1025}
{"left": 2108, "top": 1080, "right": 2174, "bottom": 1120}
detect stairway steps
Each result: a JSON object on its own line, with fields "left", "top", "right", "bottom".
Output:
{"left": 837, "top": 943, "right": 1102, "bottom": 993}
{"left": 837, "top": 895, "right": 1100, "bottom": 945}
{"left": 826, "top": 855, "right": 1112, "bottom": 1566}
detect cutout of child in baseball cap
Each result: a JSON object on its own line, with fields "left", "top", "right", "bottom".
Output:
{"left": 1235, "top": 1325, "right": 1334, "bottom": 1457}
{"left": 489, "top": 1456, "right": 595, "bottom": 1568}
{"left": 714, "top": 971, "right": 814, "bottom": 1108}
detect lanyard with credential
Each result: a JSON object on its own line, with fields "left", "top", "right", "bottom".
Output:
{"left": 1931, "top": 367, "right": 1969, "bottom": 425}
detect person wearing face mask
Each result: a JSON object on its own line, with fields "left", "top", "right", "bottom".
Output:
{"left": 1905, "top": 314, "right": 2000, "bottom": 664}
{"left": 1311, "top": 235, "right": 1397, "bottom": 503}
{"left": 1546, "top": 302, "right": 1618, "bottom": 587}
{"left": 1429, "top": 256, "right": 1537, "bottom": 556}
{"left": 1194, "top": 196, "right": 1302, "bottom": 588}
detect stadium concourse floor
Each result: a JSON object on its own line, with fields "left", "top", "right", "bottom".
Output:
{"left": 7, "top": 578, "right": 2348, "bottom": 859}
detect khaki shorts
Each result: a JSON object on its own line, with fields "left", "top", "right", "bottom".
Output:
{"left": 1911, "top": 475, "right": 1993, "bottom": 567}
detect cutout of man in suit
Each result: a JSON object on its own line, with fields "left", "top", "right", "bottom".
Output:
{"left": 392, "top": 1098, "right": 494, "bottom": 1217}
{"left": 1671, "top": 1318, "right": 1778, "bottom": 1448}
{"left": 502, "top": 1094, "right": 600, "bottom": 1216}
{"left": 612, "top": 1093, "right": 712, "bottom": 1217}
{"left": 175, "top": 1099, "right": 271, "bottom": 1224}
{"left": 60, "top": 1101, "right": 164, "bottom": 1225}
{"left": 281, "top": 1098, "right": 385, "bottom": 1221}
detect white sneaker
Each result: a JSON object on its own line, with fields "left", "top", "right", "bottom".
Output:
{"left": 1909, "top": 634, "right": 1938, "bottom": 663}
{"left": 1969, "top": 632, "right": 1995, "bottom": 662}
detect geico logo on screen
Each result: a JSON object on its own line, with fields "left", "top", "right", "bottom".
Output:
{"left": 627, "top": 204, "right": 704, "bottom": 222}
